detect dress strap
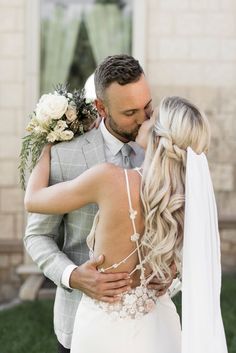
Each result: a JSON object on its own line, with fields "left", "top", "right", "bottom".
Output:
{"left": 124, "top": 169, "right": 132, "bottom": 208}
{"left": 98, "top": 169, "right": 147, "bottom": 279}
{"left": 124, "top": 169, "right": 138, "bottom": 235}
{"left": 124, "top": 169, "right": 146, "bottom": 284}
{"left": 133, "top": 167, "right": 143, "bottom": 177}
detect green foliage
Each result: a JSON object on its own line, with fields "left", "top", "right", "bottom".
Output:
{"left": 0, "top": 300, "right": 56, "bottom": 353}
{"left": 221, "top": 274, "right": 236, "bottom": 353}
{"left": 18, "top": 132, "right": 47, "bottom": 190}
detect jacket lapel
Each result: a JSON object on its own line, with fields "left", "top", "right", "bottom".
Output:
{"left": 82, "top": 128, "right": 106, "bottom": 168}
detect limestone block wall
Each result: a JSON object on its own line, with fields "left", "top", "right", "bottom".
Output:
{"left": 0, "top": 0, "right": 236, "bottom": 303}
{"left": 146, "top": 0, "right": 236, "bottom": 271}
{"left": 0, "top": 0, "right": 26, "bottom": 302}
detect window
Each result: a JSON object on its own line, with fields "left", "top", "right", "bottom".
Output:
{"left": 40, "top": 0, "right": 132, "bottom": 92}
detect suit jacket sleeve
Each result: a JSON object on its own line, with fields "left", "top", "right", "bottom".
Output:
{"left": 24, "top": 146, "right": 76, "bottom": 288}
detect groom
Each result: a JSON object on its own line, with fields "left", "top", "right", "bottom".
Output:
{"left": 24, "top": 55, "right": 173, "bottom": 353}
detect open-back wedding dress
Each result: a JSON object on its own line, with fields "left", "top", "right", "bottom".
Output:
{"left": 71, "top": 148, "right": 228, "bottom": 353}
{"left": 70, "top": 168, "right": 181, "bottom": 353}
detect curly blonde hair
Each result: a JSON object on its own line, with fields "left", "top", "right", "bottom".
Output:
{"left": 141, "top": 96, "right": 211, "bottom": 283}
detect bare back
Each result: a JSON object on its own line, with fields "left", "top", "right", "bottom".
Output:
{"left": 89, "top": 165, "right": 146, "bottom": 287}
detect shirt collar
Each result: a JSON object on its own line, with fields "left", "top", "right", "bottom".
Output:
{"left": 100, "top": 118, "right": 124, "bottom": 156}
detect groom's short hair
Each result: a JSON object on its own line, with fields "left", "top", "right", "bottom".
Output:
{"left": 94, "top": 54, "right": 144, "bottom": 100}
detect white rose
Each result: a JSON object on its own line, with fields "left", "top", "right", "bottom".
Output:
{"left": 47, "top": 131, "right": 59, "bottom": 143}
{"left": 59, "top": 130, "right": 74, "bottom": 141}
{"left": 65, "top": 103, "right": 77, "bottom": 122}
{"left": 36, "top": 93, "right": 68, "bottom": 121}
{"left": 55, "top": 120, "right": 68, "bottom": 132}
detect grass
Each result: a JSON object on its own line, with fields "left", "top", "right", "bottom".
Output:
{"left": 221, "top": 275, "right": 236, "bottom": 352}
{"left": 0, "top": 300, "right": 56, "bottom": 353}
{"left": 0, "top": 274, "right": 235, "bottom": 353}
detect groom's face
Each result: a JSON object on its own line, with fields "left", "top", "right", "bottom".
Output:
{"left": 96, "top": 74, "right": 152, "bottom": 142}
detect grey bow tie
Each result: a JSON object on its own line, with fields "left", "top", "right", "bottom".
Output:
{"left": 120, "top": 144, "right": 133, "bottom": 169}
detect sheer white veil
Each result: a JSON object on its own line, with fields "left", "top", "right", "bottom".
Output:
{"left": 182, "top": 147, "right": 228, "bottom": 353}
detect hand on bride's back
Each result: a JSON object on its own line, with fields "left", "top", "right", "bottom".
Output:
{"left": 147, "top": 262, "right": 178, "bottom": 297}
{"left": 69, "top": 255, "right": 132, "bottom": 303}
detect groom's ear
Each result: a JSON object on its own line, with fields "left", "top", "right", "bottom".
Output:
{"left": 95, "top": 99, "right": 107, "bottom": 118}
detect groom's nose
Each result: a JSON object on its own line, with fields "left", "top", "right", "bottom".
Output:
{"left": 135, "top": 110, "right": 149, "bottom": 125}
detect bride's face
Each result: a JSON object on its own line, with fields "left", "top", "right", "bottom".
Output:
{"left": 135, "top": 111, "right": 156, "bottom": 149}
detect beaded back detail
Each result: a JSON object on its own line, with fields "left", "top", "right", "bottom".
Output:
{"left": 86, "top": 168, "right": 158, "bottom": 320}
{"left": 83, "top": 285, "right": 157, "bottom": 320}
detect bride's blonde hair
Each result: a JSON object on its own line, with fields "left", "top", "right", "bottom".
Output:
{"left": 141, "top": 96, "right": 210, "bottom": 283}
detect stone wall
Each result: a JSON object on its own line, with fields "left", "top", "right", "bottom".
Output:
{"left": 0, "top": 0, "right": 236, "bottom": 303}
{"left": 146, "top": 0, "right": 236, "bottom": 271}
{"left": 0, "top": 0, "right": 26, "bottom": 302}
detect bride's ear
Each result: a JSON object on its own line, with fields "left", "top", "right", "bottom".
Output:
{"left": 94, "top": 99, "right": 107, "bottom": 118}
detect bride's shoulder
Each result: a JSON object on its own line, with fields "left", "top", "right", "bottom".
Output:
{"left": 92, "top": 164, "right": 141, "bottom": 187}
{"left": 89, "top": 163, "right": 123, "bottom": 183}
{"left": 87, "top": 164, "right": 141, "bottom": 195}
{"left": 94, "top": 163, "right": 123, "bottom": 175}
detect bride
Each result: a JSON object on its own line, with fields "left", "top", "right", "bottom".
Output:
{"left": 24, "top": 96, "right": 227, "bottom": 353}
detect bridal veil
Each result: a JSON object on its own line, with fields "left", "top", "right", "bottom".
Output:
{"left": 182, "top": 147, "right": 228, "bottom": 353}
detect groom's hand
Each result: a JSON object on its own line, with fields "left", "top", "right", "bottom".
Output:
{"left": 147, "top": 262, "right": 178, "bottom": 297}
{"left": 69, "top": 255, "right": 132, "bottom": 303}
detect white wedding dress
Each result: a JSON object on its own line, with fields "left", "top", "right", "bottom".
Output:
{"left": 71, "top": 148, "right": 228, "bottom": 353}
{"left": 71, "top": 169, "right": 181, "bottom": 353}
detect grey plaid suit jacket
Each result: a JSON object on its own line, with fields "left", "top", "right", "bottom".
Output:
{"left": 24, "top": 128, "right": 106, "bottom": 347}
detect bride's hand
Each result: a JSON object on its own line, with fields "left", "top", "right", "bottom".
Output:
{"left": 147, "top": 277, "right": 172, "bottom": 297}
{"left": 147, "top": 262, "right": 178, "bottom": 297}
{"left": 89, "top": 114, "right": 103, "bottom": 130}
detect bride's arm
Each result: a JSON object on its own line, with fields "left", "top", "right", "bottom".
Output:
{"left": 24, "top": 145, "right": 103, "bottom": 214}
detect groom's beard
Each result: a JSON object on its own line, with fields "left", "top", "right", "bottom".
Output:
{"left": 106, "top": 114, "right": 140, "bottom": 142}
